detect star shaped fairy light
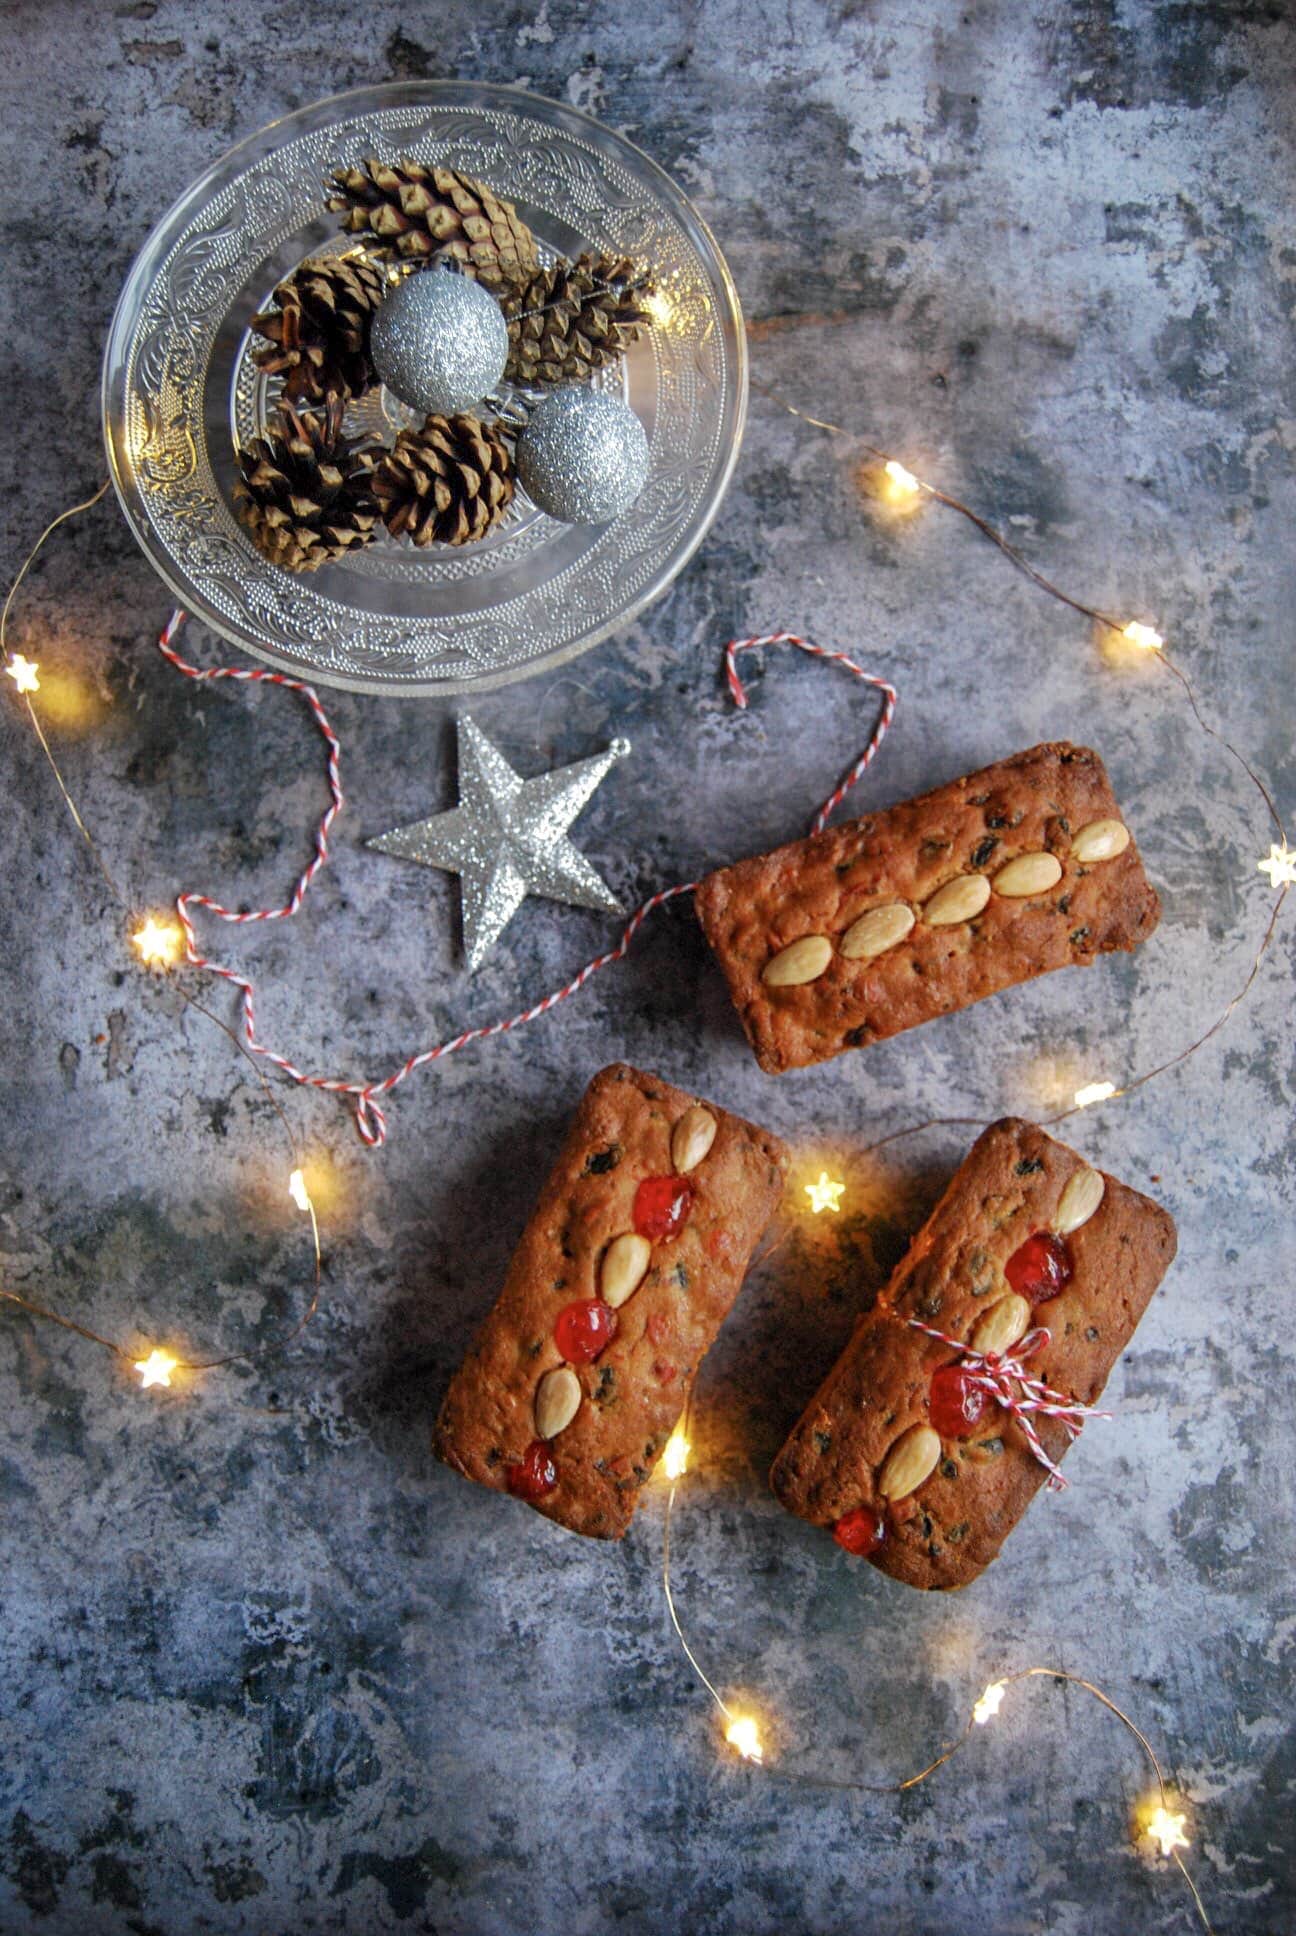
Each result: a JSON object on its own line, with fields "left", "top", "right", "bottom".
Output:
{"left": 1257, "top": 842, "right": 1296, "bottom": 888}
{"left": 131, "top": 916, "right": 182, "bottom": 968}
{"left": 1144, "top": 1805, "right": 1190, "bottom": 1858}
{"left": 973, "top": 1680, "right": 1007, "bottom": 1725}
{"left": 134, "top": 1348, "right": 177, "bottom": 1389}
{"left": 804, "top": 1171, "right": 846, "bottom": 1215}
{"left": 368, "top": 718, "right": 629, "bottom": 971}
{"left": 5, "top": 653, "right": 40, "bottom": 694}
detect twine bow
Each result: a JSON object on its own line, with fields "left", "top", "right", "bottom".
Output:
{"left": 907, "top": 1317, "right": 1112, "bottom": 1490}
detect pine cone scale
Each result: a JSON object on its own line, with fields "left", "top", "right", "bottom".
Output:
{"left": 250, "top": 253, "right": 386, "bottom": 406}
{"left": 372, "top": 413, "right": 515, "bottom": 548}
{"left": 502, "top": 252, "right": 655, "bottom": 388}
{"left": 234, "top": 403, "right": 379, "bottom": 574}
{"left": 326, "top": 160, "right": 537, "bottom": 293}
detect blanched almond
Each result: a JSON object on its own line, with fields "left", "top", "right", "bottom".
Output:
{"left": 600, "top": 1232, "right": 651, "bottom": 1309}
{"left": 1071, "top": 818, "right": 1131, "bottom": 863}
{"left": 672, "top": 1104, "right": 717, "bottom": 1174}
{"left": 877, "top": 1423, "right": 941, "bottom": 1501}
{"left": 535, "top": 1366, "right": 581, "bottom": 1439}
{"left": 761, "top": 934, "right": 833, "bottom": 986}
{"left": 1054, "top": 1166, "right": 1105, "bottom": 1234}
{"left": 969, "top": 1292, "right": 1031, "bottom": 1356}
{"left": 923, "top": 874, "right": 991, "bottom": 926}
{"left": 840, "top": 902, "right": 916, "bottom": 960}
{"left": 994, "top": 851, "right": 1063, "bottom": 897}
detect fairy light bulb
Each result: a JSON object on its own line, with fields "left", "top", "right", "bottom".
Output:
{"left": 883, "top": 459, "right": 922, "bottom": 502}
{"left": 1257, "top": 842, "right": 1296, "bottom": 888}
{"left": 643, "top": 287, "right": 675, "bottom": 328}
{"left": 973, "top": 1680, "right": 1007, "bottom": 1725}
{"left": 1074, "top": 1080, "right": 1117, "bottom": 1109}
{"left": 1142, "top": 1802, "right": 1190, "bottom": 1858}
{"left": 1121, "top": 621, "right": 1164, "bottom": 653}
{"left": 134, "top": 1348, "right": 177, "bottom": 1389}
{"left": 131, "top": 916, "right": 182, "bottom": 968}
{"left": 288, "top": 1168, "right": 311, "bottom": 1213}
{"left": 5, "top": 653, "right": 40, "bottom": 694}
{"left": 662, "top": 1427, "right": 691, "bottom": 1481}
{"left": 725, "top": 1715, "right": 764, "bottom": 1764}
{"left": 804, "top": 1171, "right": 846, "bottom": 1215}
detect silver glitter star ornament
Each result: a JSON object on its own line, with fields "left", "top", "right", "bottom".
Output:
{"left": 368, "top": 718, "right": 629, "bottom": 970}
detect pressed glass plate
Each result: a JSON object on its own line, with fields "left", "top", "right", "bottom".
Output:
{"left": 102, "top": 81, "right": 747, "bottom": 696}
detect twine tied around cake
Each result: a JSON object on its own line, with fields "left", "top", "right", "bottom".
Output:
{"left": 906, "top": 1316, "right": 1112, "bottom": 1489}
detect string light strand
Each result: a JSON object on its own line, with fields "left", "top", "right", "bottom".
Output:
{"left": 659, "top": 1467, "right": 1213, "bottom": 1931}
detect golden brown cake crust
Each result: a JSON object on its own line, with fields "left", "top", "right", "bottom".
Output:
{"left": 435, "top": 1063, "right": 788, "bottom": 1539}
{"left": 769, "top": 1119, "right": 1177, "bottom": 1589}
{"left": 694, "top": 742, "right": 1161, "bottom": 1073}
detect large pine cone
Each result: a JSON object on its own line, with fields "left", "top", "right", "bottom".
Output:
{"left": 326, "top": 159, "right": 537, "bottom": 292}
{"left": 233, "top": 401, "right": 380, "bottom": 573}
{"left": 372, "top": 414, "right": 515, "bottom": 547}
{"left": 249, "top": 252, "right": 387, "bottom": 405}
{"left": 502, "top": 253, "right": 655, "bottom": 387}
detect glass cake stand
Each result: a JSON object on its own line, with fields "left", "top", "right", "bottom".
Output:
{"left": 102, "top": 81, "right": 747, "bottom": 697}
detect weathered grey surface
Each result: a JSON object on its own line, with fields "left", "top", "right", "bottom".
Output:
{"left": 2, "top": 3, "right": 1293, "bottom": 1931}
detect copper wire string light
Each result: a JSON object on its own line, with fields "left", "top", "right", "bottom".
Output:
{"left": 1, "top": 376, "right": 1280, "bottom": 1929}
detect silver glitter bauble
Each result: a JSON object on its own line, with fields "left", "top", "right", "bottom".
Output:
{"left": 516, "top": 386, "right": 650, "bottom": 524}
{"left": 369, "top": 268, "right": 509, "bottom": 417}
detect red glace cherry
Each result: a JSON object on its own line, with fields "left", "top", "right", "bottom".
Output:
{"left": 929, "top": 1363, "right": 990, "bottom": 1438}
{"left": 506, "top": 1440, "right": 557, "bottom": 1500}
{"left": 554, "top": 1298, "right": 617, "bottom": 1364}
{"left": 633, "top": 1173, "right": 695, "bottom": 1242}
{"left": 833, "top": 1505, "right": 885, "bottom": 1557}
{"left": 1004, "top": 1229, "right": 1073, "bottom": 1305}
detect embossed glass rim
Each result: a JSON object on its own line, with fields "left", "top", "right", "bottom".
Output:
{"left": 102, "top": 81, "right": 748, "bottom": 697}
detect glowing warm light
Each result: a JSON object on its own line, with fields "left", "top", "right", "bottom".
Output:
{"left": 1143, "top": 1803, "right": 1190, "bottom": 1858}
{"left": 288, "top": 1168, "right": 312, "bottom": 1213}
{"left": 134, "top": 1348, "right": 178, "bottom": 1389}
{"left": 131, "top": 916, "right": 182, "bottom": 968}
{"left": 643, "top": 287, "right": 675, "bottom": 328}
{"left": 1074, "top": 1080, "right": 1117, "bottom": 1109}
{"left": 973, "top": 1680, "right": 1007, "bottom": 1725}
{"left": 725, "top": 1715, "right": 764, "bottom": 1764}
{"left": 1257, "top": 841, "right": 1296, "bottom": 888}
{"left": 5, "top": 653, "right": 40, "bottom": 694}
{"left": 1122, "top": 621, "right": 1164, "bottom": 653}
{"left": 662, "top": 1427, "right": 691, "bottom": 1481}
{"left": 804, "top": 1171, "right": 846, "bottom": 1215}
{"left": 883, "top": 459, "right": 922, "bottom": 500}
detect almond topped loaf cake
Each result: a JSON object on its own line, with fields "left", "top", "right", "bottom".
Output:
{"left": 435, "top": 1063, "right": 788, "bottom": 1539}
{"left": 694, "top": 742, "right": 1159, "bottom": 1074}
{"left": 769, "top": 1119, "right": 1176, "bottom": 1589}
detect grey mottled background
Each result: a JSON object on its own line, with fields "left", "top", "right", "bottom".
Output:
{"left": 2, "top": 3, "right": 1294, "bottom": 1932}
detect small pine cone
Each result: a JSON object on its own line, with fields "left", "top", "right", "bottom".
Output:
{"left": 250, "top": 252, "right": 387, "bottom": 405}
{"left": 502, "top": 253, "right": 655, "bottom": 388}
{"left": 233, "top": 400, "right": 380, "bottom": 573}
{"left": 325, "top": 158, "right": 537, "bottom": 292}
{"left": 372, "top": 414, "right": 515, "bottom": 548}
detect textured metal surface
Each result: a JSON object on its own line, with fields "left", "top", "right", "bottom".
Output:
{"left": 102, "top": 81, "right": 746, "bottom": 694}
{"left": 3, "top": 5, "right": 1295, "bottom": 1935}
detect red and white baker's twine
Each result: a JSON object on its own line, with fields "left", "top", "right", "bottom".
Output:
{"left": 906, "top": 1316, "right": 1111, "bottom": 1489}
{"left": 157, "top": 616, "right": 897, "bottom": 1147}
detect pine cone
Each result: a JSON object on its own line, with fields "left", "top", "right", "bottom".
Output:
{"left": 372, "top": 414, "right": 515, "bottom": 548}
{"left": 249, "top": 252, "right": 387, "bottom": 405}
{"left": 233, "top": 401, "right": 380, "bottom": 573}
{"left": 325, "top": 159, "right": 537, "bottom": 292}
{"left": 502, "top": 253, "right": 655, "bottom": 387}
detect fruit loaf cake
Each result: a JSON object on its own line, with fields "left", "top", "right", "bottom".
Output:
{"left": 435, "top": 1062, "right": 788, "bottom": 1539}
{"left": 694, "top": 741, "right": 1160, "bottom": 1074}
{"left": 769, "top": 1118, "right": 1176, "bottom": 1589}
